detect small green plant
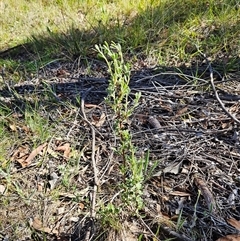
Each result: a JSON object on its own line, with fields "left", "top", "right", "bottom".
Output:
{"left": 176, "top": 209, "right": 186, "bottom": 231}
{"left": 99, "top": 203, "right": 122, "bottom": 230}
{"left": 24, "top": 105, "right": 51, "bottom": 143}
{"left": 96, "top": 42, "right": 144, "bottom": 214}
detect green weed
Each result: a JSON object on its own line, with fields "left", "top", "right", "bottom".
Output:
{"left": 99, "top": 202, "right": 122, "bottom": 230}
{"left": 96, "top": 42, "right": 146, "bottom": 230}
{"left": 24, "top": 107, "right": 51, "bottom": 143}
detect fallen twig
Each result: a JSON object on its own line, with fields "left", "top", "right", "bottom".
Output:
{"left": 161, "top": 226, "right": 193, "bottom": 241}
{"left": 80, "top": 87, "right": 99, "bottom": 240}
{"left": 207, "top": 58, "right": 240, "bottom": 125}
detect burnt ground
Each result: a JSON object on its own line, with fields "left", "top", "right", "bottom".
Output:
{"left": 1, "top": 58, "right": 240, "bottom": 241}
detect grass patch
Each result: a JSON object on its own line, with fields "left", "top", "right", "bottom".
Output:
{"left": 1, "top": 0, "right": 239, "bottom": 71}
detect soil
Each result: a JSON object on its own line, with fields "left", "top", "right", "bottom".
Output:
{"left": 1, "top": 57, "right": 240, "bottom": 241}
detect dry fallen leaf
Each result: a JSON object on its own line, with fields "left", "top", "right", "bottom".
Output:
{"left": 63, "top": 143, "right": 71, "bottom": 158}
{"left": 21, "top": 125, "right": 30, "bottom": 133}
{"left": 227, "top": 218, "right": 240, "bottom": 231}
{"left": 31, "top": 217, "right": 43, "bottom": 230}
{"left": 56, "top": 143, "right": 71, "bottom": 158}
{"left": 31, "top": 217, "right": 58, "bottom": 235}
{"left": 153, "top": 161, "right": 182, "bottom": 177}
{"left": 194, "top": 173, "right": 216, "bottom": 213}
{"left": 57, "top": 207, "right": 65, "bottom": 215}
{"left": 11, "top": 146, "right": 28, "bottom": 158}
{"left": 221, "top": 122, "right": 229, "bottom": 129}
{"left": 11, "top": 145, "right": 30, "bottom": 164}
{"left": 78, "top": 202, "right": 85, "bottom": 210}
{"left": 216, "top": 234, "right": 240, "bottom": 241}
{"left": 56, "top": 69, "right": 70, "bottom": 77}
{"left": 59, "top": 187, "right": 89, "bottom": 199}
{"left": 0, "top": 184, "right": 6, "bottom": 194}
{"left": 173, "top": 105, "right": 188, "bottom": 119}
{"left": 163, "top": 161, "right": 182, "bottom": 175}
{"left": 92, "top": 112, "right": 106, "bottom": 127}
{"left": 117, "top": 220, "right": 139, "bottom": 241}
{"left": 9, "top": 123, "right": 17, "bottom": 132}
{"left": 17, "top": 143, "right": 47, "bottom": 167}
{"left": 37, "top": 182, "right": 44, "bottom": 192}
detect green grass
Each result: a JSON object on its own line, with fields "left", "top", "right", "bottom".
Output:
{"left": 1, "top": 0, "right": 239, "bottom": 72}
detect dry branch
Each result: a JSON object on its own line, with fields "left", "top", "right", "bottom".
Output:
{"left": 80, "top": 87, "right": 98, "bottom": 240}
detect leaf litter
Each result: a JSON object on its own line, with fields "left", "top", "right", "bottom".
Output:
{"left": 0, "top": 59, "right": 240, "bottom": 240}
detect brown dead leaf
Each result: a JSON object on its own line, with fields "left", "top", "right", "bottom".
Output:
{"left": 37, "top": 182, "right": 44, "bottom": 192}
{"left": 31, "top": 217, "right": 58, "bottom": 235}
{"left": 6, "top": 117, "right": 30, "bottom": 133}
{"left": 56, "top": 143, "right": 71, "bottom": 158}
{"left": 56, "top": 69, "right": 70, "bottom": 77}
{"left": 78, "top": 202, "right": 85, "bottom": 210}
{"left": 18, "top": 143, "right": 47, "bottom": 167}
{"left": 11, "top": 113, "right": 23, "bottom": 118}
{"left": 216, "top": 234, "right": 240, "bottom": 241}
{"left": 92, "top": 112, "right": 106, "bottom": 127}
{"left": 172, "top": 105, "right": 188, "bottom": 120}
{"left": 9, "top": 123, "right": 17, "bottom": 132}
{"left": 11, "top": 145, "right": 30, "bottom": 162}
{"left": 31, "top": 217, "right": 43, "bottom": 230}
{"left": 227, "top": 218, "right": 240, "bottom": 231}
{"left": 194, "top": 174, "right": 216, "bottom": 213}
{"left": 21, "top": 125, "right": 30, "bottom": 133}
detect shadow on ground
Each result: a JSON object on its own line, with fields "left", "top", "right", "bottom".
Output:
{"left": 0, "top": 0, "right": 239, "bottom": 111}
